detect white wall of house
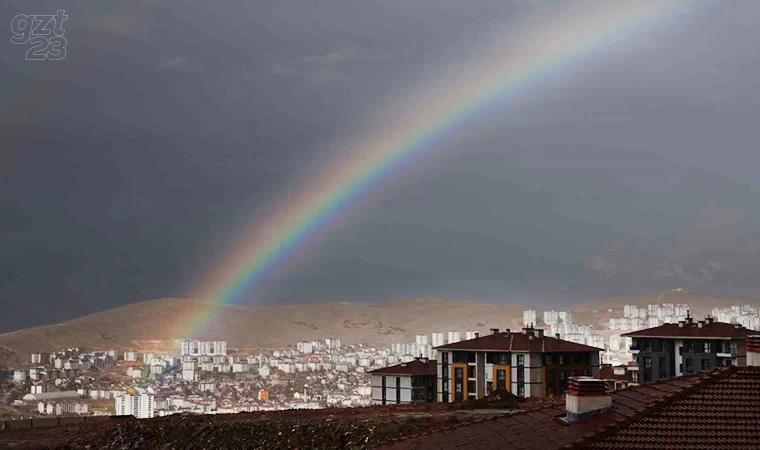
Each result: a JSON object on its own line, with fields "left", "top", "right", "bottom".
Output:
{"left": 371, "top": 374, "right": 412, "bottom": 405}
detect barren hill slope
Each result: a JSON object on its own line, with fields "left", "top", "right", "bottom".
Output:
{"left": 0, "top": 298, "right": 528, "bottom": 359}
{"left": 2, "top": 290, "right": 758, "bottom": 365}
{"left": 570, "top": 289, "right": 760, "bottom": 328}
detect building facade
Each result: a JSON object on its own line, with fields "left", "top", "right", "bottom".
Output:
{"left": 115, "top": 393, "right": 155, "bottom": 419}
{"left": 623, "top": 315, "right": 760, "bottom": 383}
{"left": 369, "top": 358, "right": 437, "bottom": 405}
{"left": 435, "top": 326, "right": 601, "bottom": 401}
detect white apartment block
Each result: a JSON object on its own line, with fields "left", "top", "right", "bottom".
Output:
{"left": 431, "top": 333, "right": 445, "bottom": 347}
{"left": 31, "top": 353, "right": 50, "bottom": 364}
{"left": 180, "top": 340, "right": 227, "bottom": 356}
{"left": 523, "top": 310, "right": 536, "bottom": 327}
{"left": 115, "top": 393, "right": 154, "bottom": 419}
{"left": 447, "top": 331, "right": 461, "bottom": 344}
{"left": 543, "top": 310, "right": 573, "bottom": 326}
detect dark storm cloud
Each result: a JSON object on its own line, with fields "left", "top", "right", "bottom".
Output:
{"left": 2, "top": 1, "right": 760, "bottom": 332}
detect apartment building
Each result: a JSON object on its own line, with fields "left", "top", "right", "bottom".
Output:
{"left": 435, "top": 326, "right": 601, "bottom": 401}
{"left": 369, "top": 357, "right": 437, "bottom": 405}
{"left": 623, "top": 314, "right": 760, "bottom": 383}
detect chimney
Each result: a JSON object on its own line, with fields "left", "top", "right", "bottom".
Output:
{"left": 505, "top": 328, "right": 511, "bottom": 336}
{"left": 490, "top": 328, "right": 499, "bottom": 335}
{"left": 747, "top": 335, "right": 760, "bottom": 367}
{"left": 706, "top": 315, "right": 714, "bottom": 325}
{"left": 474, "top": 332, "right": 479, "bottom": 338}
{"left": 536, "top": 329, "right": 544, "bottom": 338}
{"left": 565, "top": 377, "right": 611, "bottom": 423}
{"left": 556, "top": 333, "right": 561, "bottom": 339}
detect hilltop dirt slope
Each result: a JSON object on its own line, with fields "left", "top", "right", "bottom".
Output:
{"left": 1, "top": 291, "right": 758, "bottom": 364}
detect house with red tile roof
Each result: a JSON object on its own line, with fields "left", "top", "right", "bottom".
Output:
{"left": 369, "top": 358, "right": 437, "bottom": 405}
{"left": 434, "top": 325, "right": 602, "bottom": 400}
{"left": 623, "top": 314, "right": 760, "bottom": 383}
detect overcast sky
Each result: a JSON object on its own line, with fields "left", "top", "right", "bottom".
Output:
{"left": 2, "top": 1, "right": 760, "bottom": 333}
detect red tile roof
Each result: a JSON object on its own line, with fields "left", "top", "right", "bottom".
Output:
{"left": 435, "top": 331, "right": 602, "bottom": 353}
{"left": 373, "top": 366, "right": 760, "bottom": 450}
{"left": 580, "top": 366, "right": 760, "bottom": 450}
{"left": 622, "top": 320, "right": 760, "bottom": 338}
{"left": 369, "top": 359, "right": 437, "bottom": 376}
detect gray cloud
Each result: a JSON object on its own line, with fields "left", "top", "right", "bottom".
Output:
{"left": 3, "top": 0, "right": 760, "bottom": 332}
{"left": 156, "top": 56, "right": 205, "bottom": 74}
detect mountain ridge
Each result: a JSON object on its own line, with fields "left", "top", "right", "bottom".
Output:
{"left": 1, "top": 291, "right": 758, "bottom": 365}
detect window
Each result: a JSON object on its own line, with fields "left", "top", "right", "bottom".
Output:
{"left": 496, "top": 369, "right": 506, "bottom": 390}
{"left": 701, "top": 359, "right": 710, "bottom": 371}
{"left": 396, "top": 377, "right": 401, "bottom": 404}
{"left": 489, "top": 352, "right": 509, "bottom": 365}
{"left": 659, "top": 357, "right": 667, "bottom": 378}
{"left": 704, "top": 342, "right": 712, "bottom": 354}
{"left": 381, "top": 376, "right": 386, "bottom": 405}
{"left": 517, "top": 367, "right": 525, "bottom": 381}
{"left": 545, "top": 354, "right": 553, "bottom": 365}
{"left": 644, "top": 357, "right": 652, "bottom": 369}
{"left": 467, "top": 365, "right": 475, "bottom": 379}
{"left": 467, "top": 380, "right": 476, "bottom": 395}
{"left": 442, "top": 352, "right": 449, "bottom": 364}
{"left": 547, "top": 371, "right": 555, "bottom": 395}
{"left": 454, "top": 367, "right": 464, "bottom": 401}
{"left": 685, "top": 358, "right": 693, "bottom": 373}
{"left": 517, "top": 355, "right": 525, "bottom": 366}
{"left": 685, "top": 341, "right": 694, "bottom": 353}
{"left": 517, "top": 384, "right": 524, "bottom": 397}
{"left": 558, "top": 354, "right": 565, "bottom": 365}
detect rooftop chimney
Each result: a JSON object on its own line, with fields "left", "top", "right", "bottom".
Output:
{"left": 474, "top": 332, "right": 479, "bottom": 338}
{"left": 565, "top": 377, "right": 611, "bottom": 423}
{"left": 748, "top": 335, "right": 760, "bottom": 367}
{"left": 556, "top": 333, "right": 561, "bottom": 339}
{"left": 706, "top": 315, "right": 714, "bottom": 325}
{"left": 490, "top": 328, "right": 499, "bottom": 335}
{"left": 505, "top": 328, "right": 511, "bottom": 336}
{"left": 536, "top": 329, "right": 544, "bottom": 338}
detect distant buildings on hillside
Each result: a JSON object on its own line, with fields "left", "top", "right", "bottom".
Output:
{"left": 180, "top": 340, "right": 227, "bottom": 356}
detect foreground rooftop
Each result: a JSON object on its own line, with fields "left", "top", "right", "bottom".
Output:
{"left": 377, "top": 366, "right": 760, "bottom": 450}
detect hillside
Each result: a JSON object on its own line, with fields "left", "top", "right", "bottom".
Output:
{"left": 570, "top": 289, "right": 760, "bottom": 329}
{"left": 2, "top": 290, "right": 758, "bottom": 365}
{"left": 0, "top": 298, "right": 528, "bottom": 361}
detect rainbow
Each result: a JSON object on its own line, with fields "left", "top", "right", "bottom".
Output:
{"left": 188, "top": 2, "right": 695, "bottom": 335}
